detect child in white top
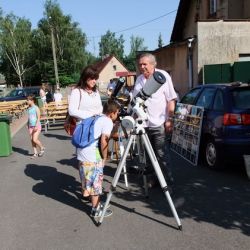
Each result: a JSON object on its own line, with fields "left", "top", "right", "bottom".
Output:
{"left": 78, "top": 100, "right": 120, "bottom": 218}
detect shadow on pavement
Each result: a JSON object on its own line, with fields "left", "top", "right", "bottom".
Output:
{"left": 24, "top": 164, "right": 89, "bottom": 214}
{"left": 43, "top": 132, "right": 71, "bottom": 141}
{"left": 103, "top": 153, "right": 250, "bottom": 236}
{"left": 57, "top": 156, "right": 78, "bottom": 170}
{"left": 12, "top": 146, "right": 30, "bottom": 156}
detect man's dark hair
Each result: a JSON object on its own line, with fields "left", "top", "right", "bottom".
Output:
{"left": 103, "top": 99, "right": 120, "bottom": 114}
{"left": 77, "top": 65, "right": 99, "bottom": 91}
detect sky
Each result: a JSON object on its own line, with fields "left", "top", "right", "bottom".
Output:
{"left": 1, "top": 0, "right": 180, "bottom": 56}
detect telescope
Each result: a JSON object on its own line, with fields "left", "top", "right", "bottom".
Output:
{"left": 126, "top": 71, "right": 166, "bottom": 120}
{"left": 111, "top": 77, "right": 126, "bottom": 99}
{"left": 132, "top": 71, "right": 166, "bottom": 103}
{"left": 98, "top": 70, "right": 182, "bottom": 230}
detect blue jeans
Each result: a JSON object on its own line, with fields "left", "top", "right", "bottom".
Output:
{"left": 145, "top": 125, "right": 174, "bottom": 185}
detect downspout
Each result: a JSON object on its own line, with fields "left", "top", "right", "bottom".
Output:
{"left": 187, "top": 37, "right": 195, "bottom": 89}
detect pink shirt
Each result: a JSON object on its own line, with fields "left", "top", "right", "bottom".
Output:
{"left": 133, "top": 69, "right": 177, "bottom": 127}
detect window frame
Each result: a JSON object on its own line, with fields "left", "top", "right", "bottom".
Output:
{"left": 209, "top": 0, "right": 217, "bottom": 16}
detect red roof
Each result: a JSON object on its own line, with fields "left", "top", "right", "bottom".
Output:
{"left": 92, "top": 55, "right": 131, "bottom": 75}
{"left": 116, "top": 71, "right": 136, "bottom": 77}
{"left": 93, "top": 55, "right": 113, "bottom": 73}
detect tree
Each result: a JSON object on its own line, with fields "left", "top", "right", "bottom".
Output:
{"left": 0, "top": 14, "right": 34, "bottom": 86}
{"left": 124, "top": 35, "right": 148, "bottom": 71}
{"left": 99, "top": 30, "right": 124, "bottom": 60}
{"left": 32, "top": 0, "right": 89, "bottom": 85}
{"left": 158, "top": 33, "right": 163, "bottom": 48}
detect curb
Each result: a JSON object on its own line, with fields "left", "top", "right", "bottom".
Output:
{"left": 11, "top": 114, "right": 28, "bottom": 138}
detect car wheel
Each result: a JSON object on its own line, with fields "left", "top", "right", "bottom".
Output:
{"left": 204, "top": 139, "right": 223, "bottom": 169}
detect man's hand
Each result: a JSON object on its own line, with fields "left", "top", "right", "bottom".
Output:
{"left": 165, "top": 120, "right": 173, "bottom": 133}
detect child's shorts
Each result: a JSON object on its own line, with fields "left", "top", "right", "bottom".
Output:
{"left": 79, "top": 161, "right": 103, "bottom": 196}
{"left": 29, "top": 125, "right": 42, "bottom": 135}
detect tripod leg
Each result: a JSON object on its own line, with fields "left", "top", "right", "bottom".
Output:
{"left": 98, "top": 134, "right": 136, "bottom": 225}
{"left": 143, "top": 175, "right": 149, "bottom": 198}
{"left": 136, "top": 136, "right": 149, "bottom": 197}
{"left": 141, "top": 133, "right": 182, "bottom": 230}
{"left": 118, "top": 126, "right": 129, "bottom": 188}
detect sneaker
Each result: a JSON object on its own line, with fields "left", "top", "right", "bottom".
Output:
{"left": 38, "top": 148, "right": 45, "bottom": 157}
{"left": 90, "top": 207, "right": 113, "bottom": 218}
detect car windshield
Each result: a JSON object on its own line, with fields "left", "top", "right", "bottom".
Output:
{"left": 232, "top": 88, "right": 250, "bottom": 109}
{"left": 6, "top": 89, "right": 23, "bottom": 97}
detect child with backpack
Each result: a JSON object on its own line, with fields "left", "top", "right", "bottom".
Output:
{"left": 27, "top": 94, "right": 45, "bottom": 159}
{"left": 76, "top": 100, "right": 119, "bottom": 218}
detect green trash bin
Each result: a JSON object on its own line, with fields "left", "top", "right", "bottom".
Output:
{"left": 0, "top": 114, "right": 12, "bottom": 157}
{"left": 36, "top": 96, "right": 44, "bottom": 108}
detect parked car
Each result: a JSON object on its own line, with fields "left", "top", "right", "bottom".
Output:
{"left": 180, "top": 82, "right": 250, "bottom": 169}
{"left": 0, "top": 86, "right": 40, "bottom": 102}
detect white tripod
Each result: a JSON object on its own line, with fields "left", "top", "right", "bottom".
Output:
{"left": 98, "top": 118, "right": 182, "bottom": 230}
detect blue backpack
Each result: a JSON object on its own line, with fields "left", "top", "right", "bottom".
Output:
{"left": 72, "top": 115, "right": 101, "bottom": 148}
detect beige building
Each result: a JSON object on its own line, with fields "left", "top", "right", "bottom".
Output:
{"left": 93, "top": 55, "right": 135, "bottom": 92}
{"left": 153, "top": 0, "right": 250, "bottom": 97}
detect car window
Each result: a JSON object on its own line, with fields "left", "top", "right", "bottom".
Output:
{"left": 196, "top": 88, "right": 216, "bottom": 109}
{"left": 26, "top": 88, "right": 39, "bottom": 96}
{"left": 232, "top": 88, "right": 250, "bottom": 109}
{"left": 7, "top": 90, "right": 18, "bottom": 97}
{"left": 181, "top": 88, "right": 201, "bottom": 104}
{"left": 213, "top": 90, "right": 224, "bottom": 111}
{"left": 17, "top": 90, "right": 24, "bottom": 96}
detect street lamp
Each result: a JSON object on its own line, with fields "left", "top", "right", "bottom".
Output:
{"left": 49, "top": 17, "right": 59, "bottom": 89}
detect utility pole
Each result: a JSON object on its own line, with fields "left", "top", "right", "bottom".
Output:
{"left": 50, "top": 22, "right": 59, "bottom": 89}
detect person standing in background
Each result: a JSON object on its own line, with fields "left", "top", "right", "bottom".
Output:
{"left": 39, "top": 83, "right": 47, "bottom": 106}
{"left": 106, "top": 79, "right": 116, "bottom": 96}
{"left": 53, "top": 88, "right": 63, "bottom": 107}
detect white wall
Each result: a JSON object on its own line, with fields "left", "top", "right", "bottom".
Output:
{"left": 198, "top": 21, "right": 250, "bottom": 75}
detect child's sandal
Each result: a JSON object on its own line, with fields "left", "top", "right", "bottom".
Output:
{"left": 38, "top": 148, "right": 45, "bottom": 157}
{"left": 30, "top": 153, "right": 38, "bottom": 159}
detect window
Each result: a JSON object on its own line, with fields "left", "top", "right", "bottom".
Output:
{"left": 113, "top": 65, "right": 117, "bottom": 71}
{"left": 196, "top": 88, "right": 216, "bottom": 109}
{"left": 210, "top": 0, "right": 217, "bottom": 15}
{"left": 232, "top": 89, "right": 250, "bottom": 109}
{"left": 239, "top": 54, "right": 250, "bottom": 62}
{"left": 181, "top": 88, "right": 201, "bottom": 105}
{"left": 213, "top": 90, "right": 224, "bottom": 111}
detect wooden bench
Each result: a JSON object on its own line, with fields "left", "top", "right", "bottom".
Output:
{"left": 40, "top": 100, "right": 68, "bottom": 132}
{"left": 0, "top": 100, "right": 28, "bottom": 120}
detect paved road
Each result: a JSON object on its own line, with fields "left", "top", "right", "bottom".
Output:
{"left": 0, "top": 127, "right": 249, "bottom": 249}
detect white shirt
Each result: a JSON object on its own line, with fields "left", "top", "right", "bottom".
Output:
{"left": 132, "top": 69, "right": 177, "bottom": 127}
{"left": 107, "top": 82, "right": 116, "bottom": 91}
{"left": 53, "top": 92, "right": 63, "bottom": 102}
{"left": 77, "top": 115, "right": 113, "bottom": 162}
{"left": 68, "top": 88, "right": 103, "bottom": 120}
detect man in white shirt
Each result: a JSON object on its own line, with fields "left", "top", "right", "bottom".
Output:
{"left": 132, "top": 53, "right": 177, "bottom": 188}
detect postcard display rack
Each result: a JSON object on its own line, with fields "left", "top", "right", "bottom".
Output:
{"left": 171, "top": 103, "right": 204, "bottom": 165}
